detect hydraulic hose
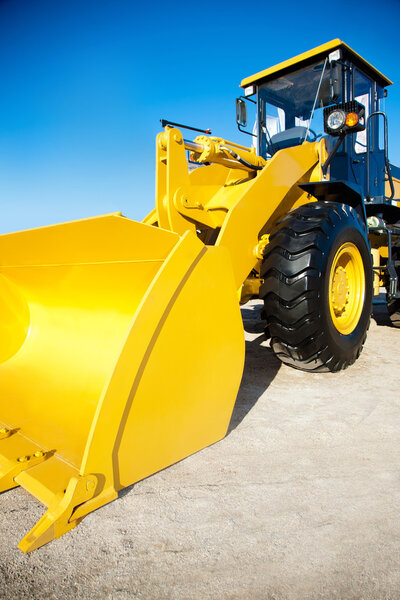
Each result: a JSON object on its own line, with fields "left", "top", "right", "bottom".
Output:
{"left": 184, "top": 137, "right": 265, "bottom": 171}
{"left": 219, "top": 146, "right": 264, "bottom": 171}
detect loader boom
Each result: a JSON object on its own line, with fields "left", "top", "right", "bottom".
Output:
{"left": 154, "top": 126, "right": 327, "bottom": 289}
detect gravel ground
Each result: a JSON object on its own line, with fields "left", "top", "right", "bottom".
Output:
{"left": 0, "top": 299, "right": 399, "bottom": 600}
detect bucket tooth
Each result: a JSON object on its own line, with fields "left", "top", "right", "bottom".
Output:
{"left": 18, "top": 474, "right": 99, "bottom": 554}
{"left": 0, "top": 448, "right": 52, "bottom": 493}
{"left": 0, "top": 430, "right": 52, "bottom": 493}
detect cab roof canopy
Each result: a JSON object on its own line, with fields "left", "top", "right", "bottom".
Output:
{"left": 240, "top": 39, "right": 392, "bottom": 90}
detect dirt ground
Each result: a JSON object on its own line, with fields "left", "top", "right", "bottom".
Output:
{"left": 0, "top": 299, "right": 399, "bottom": 600}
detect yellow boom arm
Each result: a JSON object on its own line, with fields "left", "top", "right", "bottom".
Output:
{"left": 153, "top": 126, "right": 327, "bottom": 288}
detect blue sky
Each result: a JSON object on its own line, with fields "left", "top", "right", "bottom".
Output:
{"left": 0, "top": 0, "right": 399, "bottom": 233}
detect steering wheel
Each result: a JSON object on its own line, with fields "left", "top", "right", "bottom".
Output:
{"left": 307, "top": 129, "right": 318, "bottom": 141}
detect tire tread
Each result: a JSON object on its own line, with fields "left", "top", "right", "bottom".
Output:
{"left": 260, "top": 202, "right": 371, "bottom": 372}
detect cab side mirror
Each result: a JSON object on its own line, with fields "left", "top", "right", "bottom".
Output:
{"left": 236, "top": 98, "right": 247, "bottom": 127}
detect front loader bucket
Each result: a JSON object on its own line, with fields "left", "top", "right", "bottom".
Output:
{"left": 0, "top": 214, "right": 244, "bottom": 552}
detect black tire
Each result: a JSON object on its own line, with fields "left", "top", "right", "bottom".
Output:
{"left": 260, "top": 202, "right": 373, "bottom": 372}
{"left": 387, "top": 299, "right": 400, "bottom": 327}
{"left": 386, "top": 247, "right": 400, "bottom": 328}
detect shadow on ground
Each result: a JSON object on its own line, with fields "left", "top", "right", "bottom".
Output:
{"left": 119, "top": 303, "right": 280, "bottom": 500}
{"left": 121, "top": 298, "right": 393, "bottom": 502}
{"left": 372, "top": 297, "right": 392, "bottom": 327}
{"left": 228, "top": 303, "right": 281, "bottom": 433}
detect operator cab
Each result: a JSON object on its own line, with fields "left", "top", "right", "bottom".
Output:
{"left": 237, "top": 40, "right": 398, "bottom": 217}
{"left": 252, "top": 58, "right": 341, "bottom": 156}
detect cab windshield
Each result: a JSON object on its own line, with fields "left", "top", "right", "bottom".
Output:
{"left": 257, "top": 59, "right": 342, "bottom": 156}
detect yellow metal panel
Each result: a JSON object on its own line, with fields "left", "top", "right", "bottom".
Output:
{"left": 0, "top": 274, "right": 30, "bottom": 362}
{"left": 142, "top": 208, "right": 158, "bottom": 225}
{"left": 386, "top": 176, "right": 400, "bottom": 200}
{"left": 0, "top": 432, "right": 50, "bottom": 492}
{"left": 240, "top": 277, "right": 262, "bottom": 304}
{"left": 371, "top": 248, "right": 381, "bottom": 296}
{"left": 155, "top": 128, "right": 197, "bottom": 235}
{"left": 241, "top": 40, "right": 392, "bottom": 88}
{"left": 0, "top": 216, "right": 179, "bottom": 468}
{"left": 116, "top": 245, "right": 244, "bottom": 487}
{"left": 0, "top": 212, "right": 176, "bottom": 266}
{"left": 78, "top": 232, "right": 244, "bottom": 487}
{"left": 175, "top": 164, "right": 255, "bottom": 229}
{"left": 216, "top": 142, "right": 321, "bottom": 288}
{"left": 16, "top": 456, "right": 80, "bottom": 508}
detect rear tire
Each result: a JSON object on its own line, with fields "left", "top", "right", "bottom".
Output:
{"left": 386, "top": 247, "right": 400, "bottom": 327}
{"left": 387, "top": 299, "right": 400, "bottom": 327}
{"left": 260, "top": 202, "right": 373, "bottom": 372}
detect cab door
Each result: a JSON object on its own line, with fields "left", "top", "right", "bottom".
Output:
{"left": 350, "top": 68, "right": 385, "bottom": 201}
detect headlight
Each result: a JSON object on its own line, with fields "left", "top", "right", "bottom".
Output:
{"left": 327, "top": 110, "right": 346, "bottom": 131}
{"left": 323, "top": 101, "right": 365, "bottom": 137}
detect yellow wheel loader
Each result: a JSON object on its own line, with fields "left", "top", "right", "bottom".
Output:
{"left": 1, "top": 39, "right": 399, "bottom": 552}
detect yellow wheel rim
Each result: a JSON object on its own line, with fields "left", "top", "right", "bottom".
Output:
{"left": 329, "top": 242, "right": 365, "bottom": 335}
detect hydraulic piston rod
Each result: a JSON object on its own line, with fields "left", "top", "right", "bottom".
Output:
{"left": 184, "top": 136, "right": 266, "bottom": 171}
{"left": 184, "top": 139, "right": 204, "bottom": 153}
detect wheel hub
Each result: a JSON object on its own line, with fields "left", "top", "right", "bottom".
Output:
{"left": 331, "top": 266, "right": 349, "bottom": 314}
{"left": 328, "top": 242, "right": 365, "bottom": 336}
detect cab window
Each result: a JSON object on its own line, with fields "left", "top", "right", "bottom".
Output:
{"left": 353, "top": 69, "right": 372, "bottom": 154}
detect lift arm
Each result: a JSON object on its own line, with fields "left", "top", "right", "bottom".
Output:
{"left": 152, "top": 127, "right": 327, "bottom": 288}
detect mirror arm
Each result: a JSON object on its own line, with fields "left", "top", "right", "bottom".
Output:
{"left": 237, "top": 124, "right": 257, "bottom": 137}
{"left": 240, "top": 95, "right": 257, "bottom": 105}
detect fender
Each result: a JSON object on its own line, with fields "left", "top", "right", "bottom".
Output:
{"left": 299, "top": 180, "right": 367, "bottom": 225}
